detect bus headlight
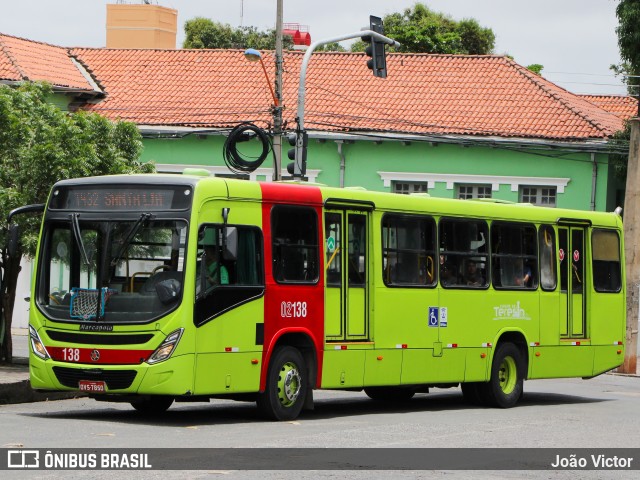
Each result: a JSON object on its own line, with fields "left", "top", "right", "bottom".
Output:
{"left": 29, "top": 325, "right": 50, "bottom": 360}
{"left": 147, "top": 328, "right": 184, "bottom": 364}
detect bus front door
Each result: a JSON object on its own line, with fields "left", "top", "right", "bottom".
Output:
{"left": 559, "top": 226, "right": 586, "bottom": 338}
{"left": 324, "top": 210, "right": 369, "bottom": 342}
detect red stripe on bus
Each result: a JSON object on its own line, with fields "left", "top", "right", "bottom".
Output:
{"left": 47, "top": 346, "right": 154, "bottom": 365}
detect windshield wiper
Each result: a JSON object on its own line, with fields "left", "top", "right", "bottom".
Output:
{"left": 70, "top": 213, "right": 90, "bottom": 265}
{"left": 111, "top": 213, "right": 152, "bottom": 266}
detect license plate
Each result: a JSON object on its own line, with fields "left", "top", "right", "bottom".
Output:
{"left": 78, "top": 380, "right": 106, "bottom": 392}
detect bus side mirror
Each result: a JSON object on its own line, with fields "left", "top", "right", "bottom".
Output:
{"left": 7, "top": 224, "right": 20, "bottom": 258}
{"left": 224, "top": 227, "right": 238, "bottom": 261}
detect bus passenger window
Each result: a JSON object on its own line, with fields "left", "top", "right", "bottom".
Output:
{"left": 539, "top": 225, "right": 557, "bottom": 290}
{"left": 439, "top": 218, "right": 488, "bottom": 289}
{"left": 491, "top": 222, "right": 537, "bottom": 290}
{"left": 592, "top": 230, "right": 621, "bottom": 293}
{"left": 382, "top": 214, "right": 436, "bottom": 287}
{"left": 271, "top": 206, "right": 319, "bottom": 283}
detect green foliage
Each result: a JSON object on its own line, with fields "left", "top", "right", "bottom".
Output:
{"left": 526, "top": 64, "right": 544, "bottom": 75}
{"left": 0, "top": 82, "right": 153, "bottom": 257}
{"left": 316, "top": 42, "right": 347, "bottom": 52}
{"left": 183, "top": 17, "right": 293, "bottom": 50}
{"left": 616, "top": 0, "right": 640, "bottom": 76}
{"left": 375, "top": 2, "right": 495, "bottom": 54}
{"left": 608, "top": 121, "right": 631, "bottom": 182}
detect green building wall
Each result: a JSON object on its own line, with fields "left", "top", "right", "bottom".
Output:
{"left": 140, "top": 134, "right": 613, "bottom": 212}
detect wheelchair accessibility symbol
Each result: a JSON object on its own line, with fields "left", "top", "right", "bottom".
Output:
{"left": 428, "top": 307, "right": 439, "bottom": 327}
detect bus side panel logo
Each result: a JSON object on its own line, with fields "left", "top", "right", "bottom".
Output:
{"left": 428, "top": 307, "right": 439, "bottom": 327}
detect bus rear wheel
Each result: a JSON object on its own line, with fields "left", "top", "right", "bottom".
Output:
{"left": 130, "top": 396, "right": 173, "bottom": 414}
{"left": 257, "top": 346, "right": 307, "bottom": 421}
{"left": 482, "top": 343, "right": 524, "bottom": 408}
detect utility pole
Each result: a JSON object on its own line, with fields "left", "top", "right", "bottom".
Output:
{"left": 272, "top": 0, "right": 284, "bottom": 181}
{"left": 622, "top": 117, "right": 640, "bottom": 374}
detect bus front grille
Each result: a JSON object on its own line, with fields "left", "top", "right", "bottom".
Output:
{"left": 52, "top": 366, "right": 137, "bottom": 390}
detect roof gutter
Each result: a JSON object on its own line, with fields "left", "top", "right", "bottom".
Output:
{"left": 137, "top": 125, "right": 617, "bottom": 154}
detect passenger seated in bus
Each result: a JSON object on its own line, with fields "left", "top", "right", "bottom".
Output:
{"left": 464, "top": 259, "right": 484, "bottom": 286}
{"left": 440, "top": 262, "right": 457, "bottom": 286}
{"left": 514, "top": 258, "right": 532, "bottom": 287}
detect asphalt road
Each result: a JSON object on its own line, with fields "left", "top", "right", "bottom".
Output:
{"left": 1, "top": 373, "right": 639, "bottom": 479}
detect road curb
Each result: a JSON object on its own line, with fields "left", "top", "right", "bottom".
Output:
{"left": 0, "top": 380, "right": 83, "bottom": 405}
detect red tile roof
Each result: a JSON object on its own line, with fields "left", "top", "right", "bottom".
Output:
{"left": 579, "top": 94, "right": 638, "bottom": 121}
{"left": 0, "top": 34, "right": 96, "bottom": 91}
{"left": 1, "top": 32, "right": 625, "bottom": 140}
{"left": 71, "top": 48, "right": 624, "bottom": 140}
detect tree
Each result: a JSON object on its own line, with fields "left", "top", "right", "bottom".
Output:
{"left": 183, "top": 17, "right": 293, "bottom": 50}
{"left": 316, "top": 42, "right": 347, "bottom": 52}
{"left": 0, "top": 82, "right": 154, "bottom": 363}
{"left": 351, "top": 2, "right": 495, "bottom": 54}
{"left": 616, "top": 0, "right": 640, "bottom": 80}
{"left": 607, "top": 0, "right": 640, "bottom": 184}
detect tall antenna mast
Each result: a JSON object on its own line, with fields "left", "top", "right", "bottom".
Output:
{"left": 240, "top": 0, "right": 244, "bottom": 27}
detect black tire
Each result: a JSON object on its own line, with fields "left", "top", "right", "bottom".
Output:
{"left": 130, "top": 396, "right": 173, "bottom": 414}
{"left": 257, "top": 346, "right": 307, "bottom": 421}
{"left": 364, "top": 387, "right": 415, "bottom": 402}
{"left": 461, "top": 382, "right": 486, "bottom": 406}
{"left": 483, "top": 343, "right": 524, "bottom": 408}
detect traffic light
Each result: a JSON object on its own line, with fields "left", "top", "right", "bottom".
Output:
{"left": 363, "top": 15, "right": 387, "bottom": 78}
{"left": 286, "top": 130, "right": 308, "bottom": 178}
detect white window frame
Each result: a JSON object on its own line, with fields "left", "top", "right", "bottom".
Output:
{"left": 458, "top": 184, "right": 492, "bottom": 199}
{"left": 392, "top": 181, "right": 428, "bottom": 195}
{"left": 379, "top": 171, "right": 569, "bottom": 195}
{"left": 520, "top": 186, "right": 557, "bottom": 207}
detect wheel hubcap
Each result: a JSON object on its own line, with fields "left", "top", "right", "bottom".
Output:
{"left": 277, "top": 362, "right": 301, "bottom": 407}
{"left": 498, "top": 356, "right": 517, "bottom": 394}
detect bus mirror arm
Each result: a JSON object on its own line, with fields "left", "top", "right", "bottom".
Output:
{"left": 221, "top": 208, "right": 237, "bottom": 261}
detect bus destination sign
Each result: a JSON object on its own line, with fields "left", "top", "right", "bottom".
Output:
{"left": 50, "top": 186, "right": 190, "bottom": 211}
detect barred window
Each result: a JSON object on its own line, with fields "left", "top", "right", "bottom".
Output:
{"left": 392, "top": 181, "right": 428, "bottom": 195}
{"left": 521, "top": 186, "right": 556, "bottom": 207}
{"left": 458, "top": 184, "right": 492, "bottom": 199}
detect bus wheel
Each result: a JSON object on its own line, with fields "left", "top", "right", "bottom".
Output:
{"left": 130, "top": 396, "right": 173, "bottom": 414}
{"left": 484, "top": 343, "right": 523, "bottom": 408}
{"left": 461, "top": 382, "right": 485, "bottom": 406}
{"left": 257, "top": 346, "right": 306, "bottom": 421}
{"left": 364, "top": 387, "right": 415, "bottom": 402}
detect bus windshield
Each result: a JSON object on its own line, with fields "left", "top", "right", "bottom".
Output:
{"left": 37, "top": 217, "right": 187, "bottom": 324}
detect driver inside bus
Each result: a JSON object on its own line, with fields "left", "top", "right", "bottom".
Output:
{"left": 203, "top": 246, "right": 229, "bottom": 287}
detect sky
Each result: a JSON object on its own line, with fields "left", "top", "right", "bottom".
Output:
{"left": 0, "top": 0, "right": 629, "bottom": 95}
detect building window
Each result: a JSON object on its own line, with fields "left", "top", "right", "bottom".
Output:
{"left": 393, "top": 181, "right": 428, "bottom": 195}
{"left": 458, "top": 184, "right": 492, "bottom": 199}
{"left": 521, "top": 186, "right": 556, "bottom": 207}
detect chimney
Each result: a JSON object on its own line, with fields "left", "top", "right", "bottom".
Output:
{"left": 106, "top": 2, "right": 177, "bottom": 49}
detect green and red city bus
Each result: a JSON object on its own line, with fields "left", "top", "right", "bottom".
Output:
{"left": 26, "top": 172, "right": 625, "bottom": 419}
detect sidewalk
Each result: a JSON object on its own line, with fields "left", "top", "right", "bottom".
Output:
{"left": 0, "top": 328, "right": 80, "bottom": 404}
